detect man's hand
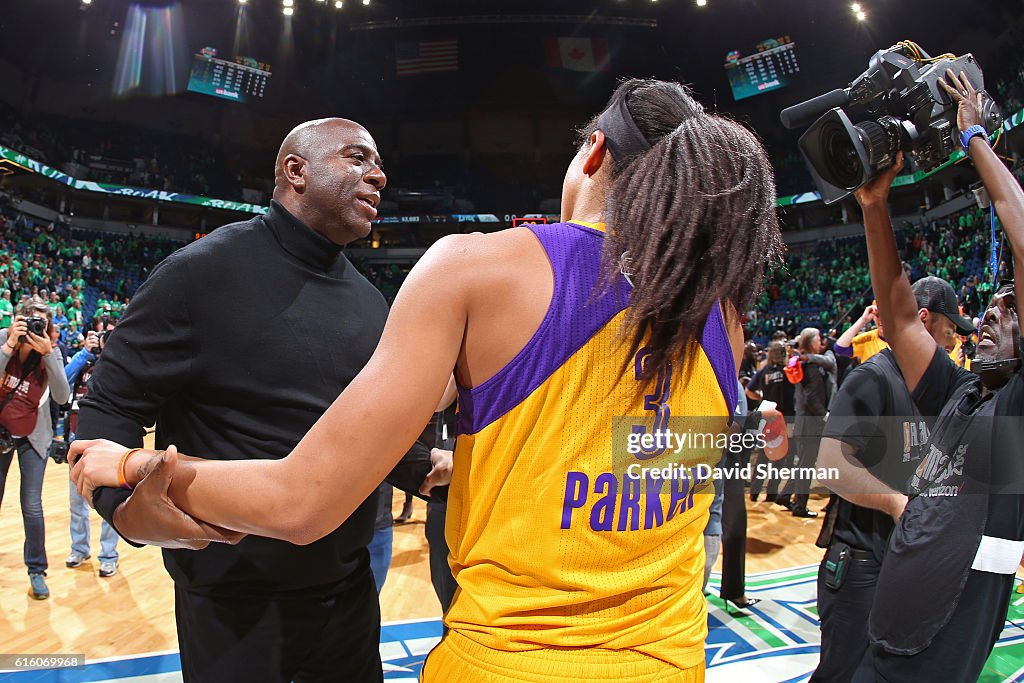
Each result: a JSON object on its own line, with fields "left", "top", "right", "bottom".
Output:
{"left": 854, "top": 152, "right": 905, "bottom": 209}
{"left": 419, "top": 448, "right": 453, "bottom": 496}
{"left": 84, "top": 330, "right": 100, "bottom": 353}
{"left": 938, "top": 69, "right": 985, "bottom": 133}
{"left": 110, "top": 446, "right": 246, "bottom": 550}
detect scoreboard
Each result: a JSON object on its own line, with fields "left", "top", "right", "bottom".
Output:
{"left": 187, "top": 48, "right": 271, "bottom": 104}
{"left": 724, "top": 37, "right": 800, "bottom": 102}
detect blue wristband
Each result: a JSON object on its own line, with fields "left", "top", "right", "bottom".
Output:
{"left": 960, "top": 125, "right": 987, "bottom": 152}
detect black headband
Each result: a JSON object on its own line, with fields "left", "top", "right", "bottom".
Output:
{"left": 595, "top": 93, "right": 651, "bottom": 163}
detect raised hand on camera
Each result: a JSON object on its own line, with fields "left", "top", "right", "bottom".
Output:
{"left": 84, "top": 330, "right": 100, "bottom": 353}
{"left": 4, "top": 315, "right": 27, "bottom": 351}
{"left": 938, "top": 69, "right": 985, "bottom": 133}
{"left": 854, "top": 151, "right": 905, "bottom": 208}
{"left": 24, "top": 329, "right": 53, "bottom": 356}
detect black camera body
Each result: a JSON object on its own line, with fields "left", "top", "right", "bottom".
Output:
{"left": 781, "top": 43, "right": 1002, "bottom": 204}
{"left": 48, "top": 437, "right": 69, "bottom": 464}
{"left": 23, "top": 316, "right": 48, "bottom": 340}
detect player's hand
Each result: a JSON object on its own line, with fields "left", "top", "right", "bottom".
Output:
{"left": 419, "top": 448, "right": 453, "bottom": 496}
{"left": 938, "top": 69, "right": 985, "bottom": 133}
{"left": 854, "top": 152, "right": 905, "bottom": 208}
{"left": 111, "top": 446, "right": 246, "bottom": 550}
{"left": 69, "top": 438, "right": 142, "bottom": 503}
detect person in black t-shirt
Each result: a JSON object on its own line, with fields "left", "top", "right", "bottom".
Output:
{"left": 811, "top": 276, "right": 972, "bottom": 683}
{"left": 849, "top": 70, "right": 1024, "bottom": 682}
{"left": 747, "top": 341, "right": 794, "bottom": 502}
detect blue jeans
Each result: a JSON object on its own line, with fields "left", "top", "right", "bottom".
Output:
{"left": 69, "top": 480, "right": 119, "bottom": 563}
{"left": 368, "top": 525, "right": 393, "bottom": 594}
{"left": 0, "top": 440, "right": 48, "bottom": 573}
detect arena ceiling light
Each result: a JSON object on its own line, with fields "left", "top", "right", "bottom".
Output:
{"left": 81, "top": 0, "right": 92, "bottom": 5}
{"left": 696, "top": 0, "right": 708, "bottom": 6}
{"left": 335, "top": 0, "right": 343, "bottom": 7}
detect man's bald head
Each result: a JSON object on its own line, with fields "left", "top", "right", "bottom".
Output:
{"left": 270, "top": 117, "right": 385, "bottom": 246}
{"left": 273, "top": 117, "right": 366, "bottom": 190}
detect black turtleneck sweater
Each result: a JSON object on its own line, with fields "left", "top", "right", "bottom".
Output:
{"left": 82, "top": 200, "right": 428, "bottom": 592}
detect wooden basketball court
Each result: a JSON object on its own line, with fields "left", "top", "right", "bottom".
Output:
{"left": 6, "top": 459, "right": 1024, "bottom": 682}
{"left": 0, "top": 444, "right": 826, "bottom": 661}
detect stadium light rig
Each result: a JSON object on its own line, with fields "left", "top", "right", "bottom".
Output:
{"left": 335, "top": 0, "right": 343, "bottom": 7}
{"left": 696, "top": 0, "right": 707, "bottom": 6}
{"left": 851, "top": 3, "right": 866, "bottom": 20}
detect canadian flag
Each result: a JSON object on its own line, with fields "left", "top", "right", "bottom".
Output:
{"left": 545, "top": 37, "right": 610, "bottom": 72}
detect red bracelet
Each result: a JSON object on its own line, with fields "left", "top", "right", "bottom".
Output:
{"left": 118, "top": 448, "right": 143, "bottom": 490}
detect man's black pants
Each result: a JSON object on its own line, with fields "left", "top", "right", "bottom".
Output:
{"left": 811, "top": 548, "right": 880, "bottom": 683}
{"left": 174, "top": 556, "right": 383, "bottom": 683}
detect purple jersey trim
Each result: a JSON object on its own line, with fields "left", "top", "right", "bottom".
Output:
{"left": 457, "top": 222, "right": 630, "bottom": 436}
{"left": 700, "top": 301, "right": 738, "bottom": 413}
{"left": 456, "top": 222, "right": 737, "bottom": 434}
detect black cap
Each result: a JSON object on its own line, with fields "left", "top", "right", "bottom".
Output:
{"left": 912, "top": 276, "right": 974, "bottom": 335}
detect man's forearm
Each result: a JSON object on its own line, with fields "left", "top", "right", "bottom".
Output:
{"left": 862, "top": 202, "right": 918, "bottom": 339}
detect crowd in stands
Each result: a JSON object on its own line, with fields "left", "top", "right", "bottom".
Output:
{"left": 746, "top": 204, "right": 1002, "bottom": 344}
{"left": 0, "top": 199, "right": 182, "bottom": 357}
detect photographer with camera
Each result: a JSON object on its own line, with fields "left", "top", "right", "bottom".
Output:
{"left": 847, "top": 69, "right": 1024, "bottom": 681}
{"left": 0, "top": 296, "right": 71, "bottom": 600}
{"left": 63, "top": 316, "right": 119, "bottom": 577}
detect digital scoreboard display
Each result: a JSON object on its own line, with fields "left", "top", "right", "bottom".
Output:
{"left": 724, "top": 37, "right": 799, "bottom": 102}
{"left": 186, "top": 47, "right": 270, "bottom": 103}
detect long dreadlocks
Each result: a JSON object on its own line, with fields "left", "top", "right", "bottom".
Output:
{"left": 585, "top": 79, "right": 784, "bottom": 383}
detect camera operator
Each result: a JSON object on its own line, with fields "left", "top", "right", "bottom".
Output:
{"left": 0, "top": 296, "right": 71, "bottom": 600}
{"left": 848, "top": 70, "right": 1024, "bottom": 681}
{"left": 64, "top": 316, "right": 119, "bottom": 577}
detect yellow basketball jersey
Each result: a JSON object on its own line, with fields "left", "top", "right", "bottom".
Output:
{"left": 442, "top": 221, "right": 737, "bottom": 670}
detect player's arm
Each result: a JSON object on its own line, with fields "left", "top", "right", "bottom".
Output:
{"left": 940, "top": 70, "right": 1024, "bottom": 283}
{"left": 855, "top": 155, "right": 935, "bottom": 393}
{"left": 73, "top": 234, "right": 472, "bottom": 544}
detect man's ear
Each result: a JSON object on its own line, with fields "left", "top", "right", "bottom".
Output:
{"left": 282, "top": 154, "right": 307, "bottom": 193}
{"left": 582, "top": 130, "right": 610, "bottom": 177}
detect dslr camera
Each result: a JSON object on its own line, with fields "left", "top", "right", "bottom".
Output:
{"left": 22, "top": 316, "right": 48, "bottom": 342}
{"left": 781, "top": 41, "right": 1002, "bottom": 204}
{"left": 48, "top": 436, "right": 69, "bottom": 464}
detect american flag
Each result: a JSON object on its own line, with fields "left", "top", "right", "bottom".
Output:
{"left": 396, "top": 40, "right": 458, "bottom": 76}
